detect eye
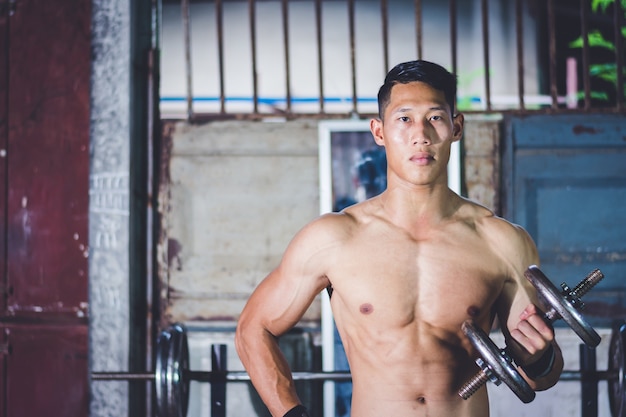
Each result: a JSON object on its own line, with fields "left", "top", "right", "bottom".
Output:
{"left": 429, "top": 114, "right": 443, "bottom": 121}
{"left": 399, "top": 116, "right": 410, "bottom": 122}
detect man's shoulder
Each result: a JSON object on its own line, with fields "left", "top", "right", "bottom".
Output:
{"left": 301, "top": 200, "right": 382, "bottom": 243}
{"left": 297, "top": 210, "right": 359, "bottom": 242}
{"left": 460, "top": 200, "right": 537, "bottom": 262}
{"left": 456, "top": 197, "right": 532, "bottom": 244}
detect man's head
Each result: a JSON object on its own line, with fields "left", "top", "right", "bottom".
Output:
{"left": 377, "top": 60, "right": 457, "bottom": 120}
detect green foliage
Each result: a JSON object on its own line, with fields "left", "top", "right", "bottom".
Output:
{"left": 569, "top": 30, "right": 616, "bottom": 50}
{"left": 569, "top": 0, "right": 626, "bottom": 102}
{"left": 591, "top": 0, "right": 626, "bottom": 13}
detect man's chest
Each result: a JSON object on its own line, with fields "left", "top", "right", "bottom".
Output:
{"left": 328, "top": 232, "right": 507, "bottom": 328}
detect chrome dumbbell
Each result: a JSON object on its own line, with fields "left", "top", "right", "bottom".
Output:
{"left": 458, "top": 266, "right": 604, "bottom": 403}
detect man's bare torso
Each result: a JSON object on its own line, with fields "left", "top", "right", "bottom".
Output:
{"left": 325, "top": 195, "right": 513, "bottom": 416}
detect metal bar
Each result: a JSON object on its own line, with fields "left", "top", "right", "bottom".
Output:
{"left": 216, "top": 0, "right": 226, "bottom": 114}
{"left": 91, "top": 366, "right": 619, "bottom": 383}
{"left": 181, "top": 0, "right": 193, "bottom": 120}
{"left": 559, "top": 370, "right": 618, "bottom": 381}
{"left": 249, "top": 0, "right": 259, "bottom": 114}
{"left": 614, "top": 0, "right": 625, "bottom": 110}
{"left": 415, "top": 0, "right": 423, "bottom": 60}
{"left": 449, "top": 0, "right": 458, "bottom": 78}
{"left": 185, "top": 104, "right": 626, "bottom": 124}
{"left": 348, "top": 0, "right": 357, "bottom": 114}
{"left": 558, "top": 370, "right": 583, "bottom": 381}
{"left": 145, "top": 5, "right": 159, "bottom": 407}
{"left": 214, "top": 370, "right": 350, "bottom": 382}
{"left": 381, "top": 0, "right": 389, "bottom": 73}
{"left": 315, "top": 0, "right": 324, "bottom": 113}
{"left": 547, "top": 0, "right": 558, "bottom": 109}
{"left": 92, "top": 372, "right": 155, "bottom": 381}
{"left": 168, "top": 0, "right": 626, "bottom": 119}
{"left": 481, "top": 0, "right": 491, "bottom": 111}
{"left": 232, "top": 371, "right": 352, "bottom": 382}
{"left": 282, "top": 0, "right": 292, "bottom": 113}
{"left": 515, "top": 0, "right": 525, "bottom": 111}
{"left": 580, "top": 344, "right": 598, "bottom": 417}
{"left": 162, "top": 0, "right": 626, "bottom": 119}
{"left": 211, "top": 344, "right": 227, "bottom": 417}
{"left": 580, "top": 0, "right": 591, "bottom": 110}
{"left": 187, "top": 370, "right": 352, "bottom": 382}
{"left": 92, "top": 369, "right": 350, "bottom": 383}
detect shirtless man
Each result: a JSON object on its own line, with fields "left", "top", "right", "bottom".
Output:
{"left": 235, "top": 60, "right": 564, "bottom": 417}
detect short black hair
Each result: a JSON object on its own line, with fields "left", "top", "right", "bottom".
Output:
{"left": 377, "top": 60, "right": 457, "bottom": 119}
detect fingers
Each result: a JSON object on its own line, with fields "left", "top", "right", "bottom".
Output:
{"left": 509, "top": 304, "right": 554, "bottom": 360}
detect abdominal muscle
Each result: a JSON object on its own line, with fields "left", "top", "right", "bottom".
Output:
{"left": 336, "top": 319, "right": 490, "bottom": 417}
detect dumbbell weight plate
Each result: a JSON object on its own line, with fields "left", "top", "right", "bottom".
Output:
{"left": 155, "top": 323, "right": 190, "bottom": 417}
{"left": 462, "top": 320, "right": 535, "bottom": 403}
{"left": 524, "top": 266, "right": 601, "bottom": 347}
{"left": 609, "top": 321, "right": 626, "bottom": 417}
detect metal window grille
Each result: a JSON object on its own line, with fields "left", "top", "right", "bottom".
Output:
{"left": 160, "top": 0, "right": 626, "bottom": 120}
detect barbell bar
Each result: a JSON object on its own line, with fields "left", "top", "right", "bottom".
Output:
{"left": 93, "top": 320, "right": 625, "bottom": 417}
{"left": 92, "top": 370, "right": 353, "bottom": 382}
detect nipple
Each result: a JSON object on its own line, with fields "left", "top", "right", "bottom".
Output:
{"left": 467, "top": 306, "right": 481, "bottom": 317}
{"left": 360, "top": 303, "right": 374, "bottom": 315}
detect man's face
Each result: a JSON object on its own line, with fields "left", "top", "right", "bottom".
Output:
{"left": 370, "top": 81, "right": 463, "bottom": 188}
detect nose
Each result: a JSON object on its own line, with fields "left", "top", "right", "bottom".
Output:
{"left": 411, "top": 120, "right": 431, "bottom": 145}
{"left": 413, "top": 136, "right": 431, "bottom": 145}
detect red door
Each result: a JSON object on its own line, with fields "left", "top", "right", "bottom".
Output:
{"left": 0, "top": 1, "right": 91, "bottom": 416}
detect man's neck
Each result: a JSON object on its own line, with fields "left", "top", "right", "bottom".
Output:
{"left": 377, "top": 183, "right": 460, "bottom": 228}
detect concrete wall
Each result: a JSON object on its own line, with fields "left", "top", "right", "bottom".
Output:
{"left": 159, "top": 119, "right": 321, "bottom": 325}
{"left": 89, "top": 0, "right": 132, "bottom": 415}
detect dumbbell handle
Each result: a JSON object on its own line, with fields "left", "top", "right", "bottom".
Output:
{"left": 544, "top": 269, "right": 603, "bottom": 323}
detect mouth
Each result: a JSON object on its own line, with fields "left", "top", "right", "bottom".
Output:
{"left": 410, "top": 152, "right": 434, "bottom": 165}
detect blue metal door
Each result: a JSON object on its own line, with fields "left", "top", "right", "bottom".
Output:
{"left": 503, "top": 114, "right": 626, "bottom": 327}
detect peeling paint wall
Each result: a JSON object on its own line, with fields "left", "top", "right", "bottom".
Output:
{"left": 464, "top": 115, "right": 503, "bottom": 213}
{"left": 159, "top": 120, "right": 322, "bottom": 325}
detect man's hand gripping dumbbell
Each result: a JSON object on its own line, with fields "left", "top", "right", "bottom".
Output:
{"left": 458, "top": 265, "right": 604, "bottom": 403}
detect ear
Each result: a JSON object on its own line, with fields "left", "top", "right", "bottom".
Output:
{"left": 451, "top": 113, "right": 464, "bottom": 142}
{"left": 370, "top": 118, "right": 385, "bottom": 146}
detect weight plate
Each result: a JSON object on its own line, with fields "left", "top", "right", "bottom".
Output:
{"left": 155, "top": 328, "right": 170, "bottom": 417}
{"left": 524, "top": 266, "right": 601, "bottom": 347}
{"left": 155, "top": 323, "right": 190, "bottom": 417}
{"left": 172, "top": 324, "right": 190, "bottom": 417}
{"left": 609, "top": 321, "right": 626, "bottom": 417}
{"left": 462, "top": 320, "right": 535, "bottom": 403}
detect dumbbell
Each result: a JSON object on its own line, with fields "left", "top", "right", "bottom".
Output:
{"left": 458, "top": 265, "right": 604, "bottom": 403}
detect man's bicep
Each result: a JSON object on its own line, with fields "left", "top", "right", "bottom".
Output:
{"left": 503, "top": 225, "right": 542, "bottom": 321}
{"left": 246, "top": 259, "right": 328, "bottom": 338}
{"left": 240, "top": 215, "right": 337, "bottom": 336}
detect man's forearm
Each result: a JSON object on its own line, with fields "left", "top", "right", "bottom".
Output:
{"left": 236, "top": 328, "right": 302, "bottom": 416}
